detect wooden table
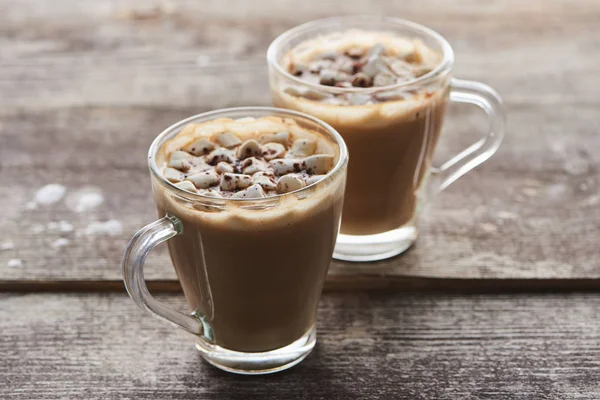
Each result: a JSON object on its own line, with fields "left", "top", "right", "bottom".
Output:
{"left": 1, "top": 0, "right": 599, "bottom": 398}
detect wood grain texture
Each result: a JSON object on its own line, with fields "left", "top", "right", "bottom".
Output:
{"left": 1, "top": 0, "right": 599, "bottom": 285}
{"left": 3, "top": 292, "right": 600, "bottom": 399}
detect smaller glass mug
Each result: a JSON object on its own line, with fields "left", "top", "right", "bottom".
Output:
{"left": 122, "top": 107, "right": 348, "bottom": 374}
{"left": 268, "top": 16, "right": 506, "bottom": 262}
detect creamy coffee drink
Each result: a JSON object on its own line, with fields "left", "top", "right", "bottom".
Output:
{"left": 153, "top": 116, "right": 345, "bottom": 352}
{"left": 271, "top": 30, "right": 448, "bottom": 235}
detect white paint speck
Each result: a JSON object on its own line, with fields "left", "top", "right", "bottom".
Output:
{"left": 75, "top": 192, "right": 104, "bottom": 212}
{"left": 82, "top": 220, "right": 123, "bottom": 236}
{"left": 47, "top": 220, "right": 74, "bottom": 232}
{"left": 480, "top": 223, "right": 498, "bottom": 234}
{"left": 31, "top": 224, "right": 45, "bottom": 234}
{"left": 34, "top": 184, "right": 66, "bottom": 205}
{"left": 579, "top": 181, "right": 589, "bottom": 191}
{"left": 196, "top": 55, "right": 211, "bottom": 66}
{"left": 497, "top": 211, "right": 518, "bottom": 220}
{"left": 58, "top": 220, "right": 74, "bottom": 232}
{"left": 549, "top": 141, "right": 565, "bottom": 154}
{"left": 522, "top": 187, "right": 539, "bottom": 197}
{"left": 7, "top": 258, "right": 23, "bottom": 268}
{"left": 51, "top": 238, "right": 70, "bottom": 248}
{"left": 581, "top": 194, "right": 600, "bottom": 207}
{"left": 564, "top": 159, "right": 590, "bottom": 176}
{"left": 25, "top": 201, "right": 38, "bottom": 210}
{"left": 0, "top": 241, "right": 15, "bottom": 251}
{"left": 66, "top": 187, "right": 105, "bottom": 213}
{"left": 545, "top": 183, "right": 571, "bottom": 199}
{"left": 523, "top": 179, "right": 544, "bottom": 188}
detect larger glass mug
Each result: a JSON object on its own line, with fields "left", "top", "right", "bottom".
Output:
{"left": 267, "top": 16, "right": 506, "bottom": 262}
{"left": 122, "top": 107, "right": 348, "bottom": 374}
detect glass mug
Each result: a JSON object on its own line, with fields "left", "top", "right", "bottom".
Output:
{"left": 267, "top": 16, "right": 506, "bottom": 262}
{"left": 122, "top": 107, "right": 348, "bottom": 374}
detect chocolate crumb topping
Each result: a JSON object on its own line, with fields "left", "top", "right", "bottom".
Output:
{"left": 162, "top": 118, "right": 336, "bottom": 198}
{"left": 282, "top": 35, "right": 442, "bottom": 105}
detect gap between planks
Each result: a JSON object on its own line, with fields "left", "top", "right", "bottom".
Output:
{"left": 2, "top": 278, "right": 600, "bottom": 293}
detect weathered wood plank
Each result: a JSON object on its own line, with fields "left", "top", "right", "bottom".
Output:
{"left": 0, "top": 0, "right": 599, "bottom": 109}
{"left": 1, "top": 0, "right": 599, "bottom": 286}
{"left": 0, "top": 103, "right": 598, "bottom": 284}
{"left": 5, "top": 278, "right": 600, "bottom": 294}
{"left": 2, "top": 292, "right": 600, "bottom": 399}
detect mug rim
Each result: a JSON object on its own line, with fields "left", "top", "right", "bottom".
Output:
{"left": 148, "top": 106, "right": 349, "bottom": 202}
{"left": 266, "top": 15, "right": 455, "bottom": 94}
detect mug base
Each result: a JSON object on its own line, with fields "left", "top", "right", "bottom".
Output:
{"left": 195, "top": 326, "right": 316, "bottom": 375}
{"left": 333, "top": 225, "right": 418, "bottom": 262}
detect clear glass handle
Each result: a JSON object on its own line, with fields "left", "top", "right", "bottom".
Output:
{"left": 122, "top": 215, "right": 202, "bottom": 335}
{"left": 430, "top": 78, "right": 506, "bottom": 195}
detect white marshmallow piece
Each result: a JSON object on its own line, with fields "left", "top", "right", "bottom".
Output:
{"left": 348, "top": 93, "right": 372, "bottom": 106}
{"left": 269, "top": 158, "right": 305, "bottom": 176}
{"left": 186, "top": 170, "right": 219, "bottom": 189}
{"left": 368, "top": 43, "right": 386, "bottom": 58}
{"left": 374, "top": 90, "right": 408, "bottom": 102}
{"left": 231, "top": 184, "right": 266, "bottom": 199}
{"left": 220, "top": 173, "right": 253, "bottom": 191}
{"left": 259, "top": 131, "right": 290, "bottom": 147}
{"left": 389, "top": 60, "right": 413, "bottom": 77}
{"left": 184, "top": 138, "right": 214, "bottom": 156}
{"left": 215, "top": 161, "right": 234, "bottom": 174}
{"left": 373, "top": 73, "right": 396, "bottom": 87}
{"left": 261, "top": 142, "right": 286, "bottom": 161}
{"left": 174, "top": 180, "right": 197, "bottom": 193}
{"left": 413, "top": 65, "right": 434, "bottom": 78}
{"left": 168, "top": 151, "right": 194, "bottom": 171}
{"left": 197, "top": 189, "right": 222, "bottom": 198}
{"left": 304, "top": 154, "right": 334, "bottom": 175}
{"left": 185, "top": 157, "right": 213, "bottom": 174}
{"left": 206, "top": 147, "right": 236, "bottom": 165}
{"left": 214, "top": 132, "right": 242, "bottom": 148}
{"left": 164, "top": 167, "right": 183, "bottom": 183}
{"left": 305, "top": 175, "right": 326, "bottom": 186}
{"left": 237, "top": 139, "right": 262, "bottom": 159}
{"left": 241, "top": 157, "right": 268, "bottom": 175}
{"left": 276, "top": 174, "right": 306, "bottom": 194}
{"left": 362, "top": 56, "right": 390, "bottom": 78}
{"left": 288, "top": 139, "right": 317, "bottom": 158}
{"left": 252, "top": 172, "right": 277, "bottom": 191}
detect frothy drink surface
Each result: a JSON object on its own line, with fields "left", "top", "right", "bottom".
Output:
{"left": 272, "top": 30, "right": 448, "bottom": 235}
{"left": 154, "top": 116, "right": 344, "bottom": 352}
